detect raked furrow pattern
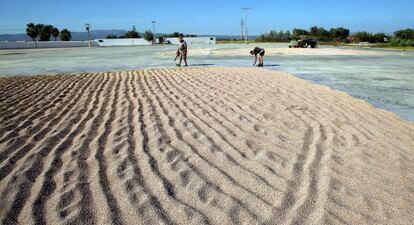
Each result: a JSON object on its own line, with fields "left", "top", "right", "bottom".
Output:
{"left": 1, "top": 67, "right": 413, "bottom": 225}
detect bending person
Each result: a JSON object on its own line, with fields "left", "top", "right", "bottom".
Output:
{"left": 250, "top": 47, "right": 265, "bottom": 67}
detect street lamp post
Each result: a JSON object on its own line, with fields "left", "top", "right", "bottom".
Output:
{"left": 240, "top": 19, "right": 244, "bottom": 43}
{"left": 241, "top": 8, "right": 251, "bottom": 44}
{"left": 85, "top": 23, "right": 91, "bottom": 47}
{"left": 151, "top": 21, "right": 157, "bottom": 44}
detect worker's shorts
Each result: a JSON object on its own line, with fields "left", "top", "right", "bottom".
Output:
{"left": 180, "top": 50, "right": 187, "bottom": 57}
{"left": 259, "top": 50, "right": 265, "bottom": 56}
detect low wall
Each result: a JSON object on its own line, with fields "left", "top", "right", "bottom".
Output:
{"left": 0, "top": 41, "right": 98, "bottom": 49}
{"left": 95, "top": 38, "right": 152, "bottom": 46}
{"left": 165, "top": 37, "right": 216, "bottom": 45}
{"left": 0, "top": 37, "right": 217, "bottom": 49}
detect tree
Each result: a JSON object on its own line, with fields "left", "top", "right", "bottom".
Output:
{"left": 59, "top": 29, "right": 71, "bottom": 41}
{"left": 167, "top": 32, "right": 184, "bottom": 37}
{"left": 405, "top": 39, "right": 414, "bottom": 46}
{"left": 124, "top": 26, "right": 140, "bottom": 38}
{"left": 299, "top": 26, "right": 350, "bottom": 41}
{"left": 255, "top": 30, "right": 291, "bottom": 42}
{"left": 143, "top": 30, "right": 154, "bottom": 42}
{"left": 35, "top": 24, "right": 44, "bottom": 34}
{"left": 352, "top": 32, "right": 389, "bottom": 43}
{"left": 292, "top": 28, "right": 309, "bottom": 39}
{"left": 38, "top": 24, "right": 53, "bottom": 41}
{"left": 394, "top": 29, "right": 414, "bottom": 40}
{"left": 51, "top": 27, "right": 59, "bottom": 41}
{"left": 329, "top": 27, "right": 350, "bottom": 40}
{"left": 284, "top": 30, "right": 292, "bottom": 41}
{"left": 316, "top": 27, "right": 330, "bottom": 40}
{"left": 310, "top": 26, "right": 319, "bottom": 37}
{"left": 352, "top": 32, "right": 371, "bottom": 42}
{"left": 26, "top": 23, "right": 39, "bottom": 42}
{"left": 162, "top": 32, "right": 192, "bottom": 38}
{"left": 34, "top": 24, "right": 46, "bottom": 42}
{"left": 372, "top": 33, "right": 388, "bottom": 43}
{"left": 172, "top": 32, "right": 181, "bottom": 37}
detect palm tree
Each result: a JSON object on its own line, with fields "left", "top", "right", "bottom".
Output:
{"left": 34, "top": 24, "right": 46, "bottom": 42}
{"left": 35, "top": 24, "right": 44, "bottom": 34}
{"left": 39, "top": 25, "right": 53, "bottom": 41}
{"left": 51, "top": 27, "right": 60, "bottom": 41}
{"left": 26, "top": 23, "right": 39, "bottom": 47}
{"left": 59, "top": 29, "right": 72, "bottom": 41}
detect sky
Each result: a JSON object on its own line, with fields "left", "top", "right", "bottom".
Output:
{"left": 0, "top": 0, "right": 413, "bottom": 35}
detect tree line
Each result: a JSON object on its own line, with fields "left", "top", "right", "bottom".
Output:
{"left": 107, "top": 27, "right": 157, "bottom": 43}
{"left": 256, "top": 27, "right": 414, "bottom": 47}
{"left": 26, "top": 23, "right": 198, "bottom": 45}
{"left": 256, "top": 26, "right": 350, "bottom": 42}
{"left": 352, "top": 29, "right": 414, "bottom": 47}
{"left": 26, "top": 23, "right": 71, "bottom": 42}
{"left": 106, "top": 28, "right": 197, "bottom": 43}
{"left": 106, "top": 26, "right": 141, "bottom": 39}
{"left": 105, "top": 27, "right": 156, "bottom": 43}
{"left": 162, "top": 32, "right": 197, "bottom": 38}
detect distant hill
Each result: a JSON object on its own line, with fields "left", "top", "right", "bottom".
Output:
{"left": 0, "top": 33, "right": 30, "bottom": 42}
{"left": 72, "top": 29, "right": 128, "bottom": 41}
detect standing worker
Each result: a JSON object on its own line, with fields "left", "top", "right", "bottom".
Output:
{"left": 176, "top": 37, "right": 188, "bottom": 67}
{"left": 250, "top": 47, "right": 265, "bottom": 67}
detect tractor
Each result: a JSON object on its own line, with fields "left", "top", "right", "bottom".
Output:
{"left": 289, "top": 38, "right": 319, "bottom": 48}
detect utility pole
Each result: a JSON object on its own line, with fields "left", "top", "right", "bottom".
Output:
{"left": 151, "top": 21, "right": 157, "bottom": 45}
{"left": 85, "top": 23, "right": 91, "bottom": 47}
{"left": 240, "top": 19, "right": 244, "bottom": 43}
{"left": 241, "top": 8, "right": 251, "bottom": 44}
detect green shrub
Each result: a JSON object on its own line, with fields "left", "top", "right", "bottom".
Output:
{"left": 144, "top": 30, "right": 154, "bottom": 42}
{"left": 405, "top": 39, "right": 414, "bottom": 47}
{"left": 390, "top": 38, "right": 400, "bottom": 46}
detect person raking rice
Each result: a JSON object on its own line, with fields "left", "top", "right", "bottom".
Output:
{"left": 176, "top": 37, "right": 188, "bottom": 66}
{"left": 250, "top": 47, "right": 265, "bottom": 67}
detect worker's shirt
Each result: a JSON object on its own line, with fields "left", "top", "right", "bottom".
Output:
{"left": 252, "top": 47, "right": 264, "bottom": 55}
